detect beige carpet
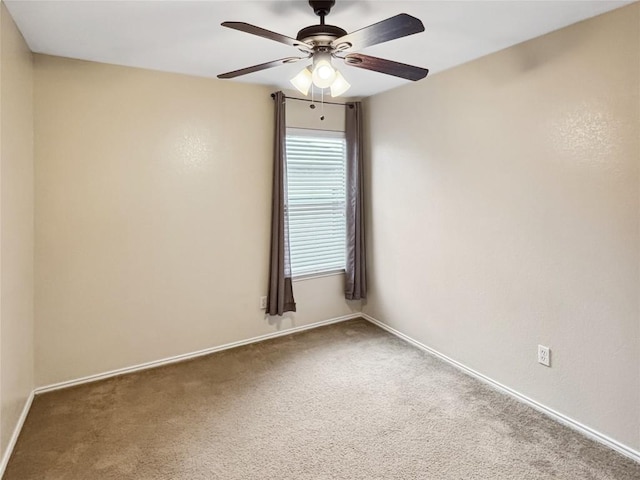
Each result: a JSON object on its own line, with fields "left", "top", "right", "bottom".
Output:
{"left": 5, "top": 318, "right": 639, "bottom": 479}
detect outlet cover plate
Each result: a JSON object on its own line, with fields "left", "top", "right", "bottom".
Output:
{"left": 538, "top": 345, "right": 550, "bottom": 367}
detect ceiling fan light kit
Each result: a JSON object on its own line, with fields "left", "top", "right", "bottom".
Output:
{"left": 218, "top": 0, "right": 429, "bottom": 98}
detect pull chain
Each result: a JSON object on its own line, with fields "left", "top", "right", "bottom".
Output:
{"left": 308, "top": 86, "right": 326, "bottom": 121}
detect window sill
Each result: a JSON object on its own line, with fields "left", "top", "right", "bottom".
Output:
{"left": 292, "top": 269, "right": 345, "bottom": 283}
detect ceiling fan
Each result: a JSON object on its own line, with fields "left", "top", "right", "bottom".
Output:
{"left": 217, "top": 0, "right": 429, "bottom": 97}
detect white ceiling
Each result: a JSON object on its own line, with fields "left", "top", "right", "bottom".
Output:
{"left": 5, "top": 0, "right": 634, "bottom": 98}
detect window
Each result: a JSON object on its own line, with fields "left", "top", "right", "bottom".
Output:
{"left": 285, "top": 128, "right": 346, "bottom": 277}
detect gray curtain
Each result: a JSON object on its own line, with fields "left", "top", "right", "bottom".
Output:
{"left": 266, "top": 92, "right": 296, "bottom": 315}
{"left": 345, "top": 102, "right": 367, "bottom": 300}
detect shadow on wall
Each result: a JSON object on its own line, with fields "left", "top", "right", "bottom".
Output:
{"left": 477, "top": 19, "right": 592, "bottom": 84}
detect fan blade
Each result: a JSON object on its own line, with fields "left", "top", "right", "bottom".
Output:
{"left": 222, "top": 22, "right": 312, "bottom": 51}
{"left": 342, "top": 53, "right": 429, "bottom": 81}
{"left": 217, "top": 57, "right": 305, "bottom": 79}
{"left": 331, "top": 13, "right": 424, "bottom": 51}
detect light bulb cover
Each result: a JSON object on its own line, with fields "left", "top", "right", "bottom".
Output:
{"left": 311, "top": 53, "right": 336, "bottom": 89}
{"left": 290, "top": 67, "right": 313, "bottom": 96}
{"left": 330, "top": 70, "right": 351, "bottom": 97}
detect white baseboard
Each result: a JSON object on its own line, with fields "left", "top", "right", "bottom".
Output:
{"left": 35, "top": 313, "right": 361, "bottom": 395}
{"left": 0, "top": 391, "right": 35, "bottom": 478}
{"left": 361, "top": 313, "right": 640, "bottom": 464}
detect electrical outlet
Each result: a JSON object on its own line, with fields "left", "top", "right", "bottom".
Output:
{"left": 260, "top": 296, "right": 267, "bottom": 309}
{"left": 538, "top": 345, "right": 550, "bottom": 367}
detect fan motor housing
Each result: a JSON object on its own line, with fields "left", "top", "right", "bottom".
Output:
{"left": 296, "top": 24, "right": 347, "bottom": 47}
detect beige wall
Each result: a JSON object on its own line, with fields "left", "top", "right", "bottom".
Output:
{"left": 34, "top": 55, "right": 358, "bottom": 387}
{"left": 0, "top": 1, "right": 34, "bottom": 455}
{"left": 364, "top": 4, "right": 639, "bottom": 451}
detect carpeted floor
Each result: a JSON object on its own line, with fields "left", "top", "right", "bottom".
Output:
{"left": 4, "top": 318, "right": 639, "bottom": 479}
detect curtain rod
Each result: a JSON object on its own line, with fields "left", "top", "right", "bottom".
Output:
{"left": 271, "top": 93, "right": 353, "bottom": 108}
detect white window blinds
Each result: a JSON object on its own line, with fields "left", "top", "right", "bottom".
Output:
{"left": 286, "top": 128, "right": 346, "bottom": 277}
